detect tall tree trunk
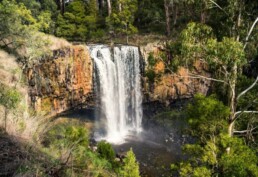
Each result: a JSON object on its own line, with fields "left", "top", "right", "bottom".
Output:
{"left": 164, "top": 0, "right": 171, "bottom": 36}
{"left": 119, "top": 2, "right": 122, "bottom": 12}
{"left": 107, "top": 0, "right": 112, "bottom": 16}
{"left": 61, "top": 0, "right": 65, "bottom": 14}
{"left": 173, "top": 3, "right": 178, "bottom": 26}
{"left": 228, "top": 11, "right": 242, "bottom": 137}
{"left": 228, "top": 63, "right": 238, "bottom": 137}
{"left": 200, "top": 10, "right": 206, "bottom": 23}
{"left": 98, "top": 0, "right": 104, "bottom": 15}
{"left": 56, "top": 0, "right": 65, "bottom": 14}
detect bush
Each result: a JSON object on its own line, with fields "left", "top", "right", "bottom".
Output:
{"left": 42, "top": 123, "right": 115, "bottom": 177}
{"left": 97, "top": 141, "right": 115, "bottom": 162}
{"left": 121, "top": 148, "right": 140, "bottom": 177}
{"left": 145, "top": 69, "right": 156, "bottom": 83}
{"left": 148, "top": 52, "right": 156, "bottom": 67}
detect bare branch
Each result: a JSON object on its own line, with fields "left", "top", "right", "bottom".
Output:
{"left": 188, "top": 73, "right": 226, "bottom": 83}
{"left": 234, "top": 130, "right": 249, "bottom": 133}
{"left": 234, "top": 126, "right": 257, "bottom": 133}
{"left": 157, "top": 56, "right": 226, "bottom": 83}
{"left": 209, "top": 0, "right": 223, "bottom": 10}
{"left": 235, "top": 110, "right": 258, "bottom": 116}
{"left": 237, "top": 75, "right": 258, "bottom": 100}
{"left": 244, "top": 17, "right": 258, "bottom": 49}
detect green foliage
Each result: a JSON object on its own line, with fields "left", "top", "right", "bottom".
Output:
{"left": 43, "top": 123, "right": 115, "bottom": 177}
{"left": 179, "top": 162, "right": 212, "bottom": 177}
{"left": 56, "top": 0, "right": 88, "bottom": 40}
{"left": 172, "top": 94, "right": 258, "bottom": 177}
{"left": 136, "top": 0, "right": 164, "bottom": 33}
{"left": 163, "top": 41, "right": 182, "bottom": 71}
{"left": 0, "top": 84, "right": 21, "bottom": 110}
{"left": 219, "top": 135, "right": 258, "bottom": 177}
{"left": 15, "top": 0, "right": 55, "bottom": 32}
{"left": 0, "top": 83, "right": 21, "bottom": 131}
{"left": 0, "top": 0, "right": 52, "bottom": 63}
{"left": 46, "top": 124, "right": 89, "bottom": 148}
{"left": 97, "top": 141, "right": 115, "bottom": 162}
{"left": 24, "top": 32, "right": 52, "bottom": 64}
{"left": 145, "top": 52, "right": 158, "bottom": 82}
{"left": 187, "top": 94, "right": 230, "bottom": 141}
{"left": 88, "top": 0, "right": 98, "bottom": 17}
{"left": 179, "top": 22, "right": 246, "bottom": 72}
{"left": 55, "top": 0, "right": 101, "bottom": 41}
{"left": 145, "top": 70, "right": 156, "bottom": 83}
{"left": 206, "top": 37, "right": 246, "bottom": 68}
{"left": 1, "top": 0, "right": 256, "bottom": 43}
{"left": 16, "top": 0, "right": 57, "bottom": 32}
{"left": 16, "top": 0, "right": 41, "bottom": 16}
{"left": 35, "top": 11, "right": 52, "bottom": 32}
{"left": 147, "top": 52, "right": 156, "bottom": 67}
{"left": 180, "top": 22, "right": 213, "bottom": 61}
{"left": 121, "top": 148, "right": 140, "bottom": 177}
{"left": 107, "top": 0, "right": 138, "bottom": 38}
{"left": 173, "top": 22, "right": 248, "bottom": 113}
{"left": 39, "top": 0, "right": 58, "bottom": 15}
{"left": 0, "top": 0, "right": 36, "bottom": 49}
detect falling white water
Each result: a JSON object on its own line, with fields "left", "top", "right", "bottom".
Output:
{"left": 89, "top": 45, "right": 143, "bottom": 143}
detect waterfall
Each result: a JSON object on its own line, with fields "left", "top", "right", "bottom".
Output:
{"left": 89, "top": 45, "right": 143, "bottom": 143}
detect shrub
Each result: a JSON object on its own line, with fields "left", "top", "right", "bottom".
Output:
{"left": 97, "top": 141, "right": 115, "bottom": 162}
{"left": 145, "top": 69, "right": 156, "bottom": 83}
{"left": 121, "top": 148, "right": 140, "bottom": 177}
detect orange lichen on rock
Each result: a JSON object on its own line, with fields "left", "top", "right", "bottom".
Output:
{"left": 27, "top": 45, "right": 93, "bottom": 116}
{"left": 141, "top": 43, "right": 211, "bottom": 104}
{"left": 154, "top": 61, "right": 165, "bottom": 74}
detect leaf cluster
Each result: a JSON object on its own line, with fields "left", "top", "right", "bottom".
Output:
{"left": 0, "top": 83, "right": 21, "bottom": 110}
{"left": 172, "top": 94, "right": 258, "bottom": 177}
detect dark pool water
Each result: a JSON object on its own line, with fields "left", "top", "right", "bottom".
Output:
{"left": 112, "top": 117, "right": 188, "bottom": 177}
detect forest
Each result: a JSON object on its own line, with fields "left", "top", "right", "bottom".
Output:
{"left": 0, "top": 0, "right": 257, "bottom": 176}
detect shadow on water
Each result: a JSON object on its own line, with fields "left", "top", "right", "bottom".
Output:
{"left": 56, "top": 106, "right": 189, "bottom": 177}
{"left": 112, "top": 116, "right": 188, "bottom": 177}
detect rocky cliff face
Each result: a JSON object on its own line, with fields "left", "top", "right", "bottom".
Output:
{"left": 27, "top": 45, "right": 93, "bottom": 115}
{"left": 26, "top": 42, "right": 211, "bottom": 116}
{"left": 140, "top": 43, "right": 211, "bottom": 106}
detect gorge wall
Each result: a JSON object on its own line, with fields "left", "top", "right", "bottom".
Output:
{"left": 27, "top": 45, "right": 93, "bottom": 116}
{"left": 27, "top": 42, "right": 211, "bottom": 116}
{"left": 140, "top": 42, "right": 211, "bottom": 105}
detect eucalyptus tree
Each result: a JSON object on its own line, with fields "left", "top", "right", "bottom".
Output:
{"left": 55, "top": 0, "right": 65, "bottom": 14}
{"left": 184, "top": 0, "right": 218, "bottom": 23}
{"left": 0, "top": 0, "right": 36, "bottom": 50}
{"left": 163, "top": 0, "right": 258, "bottom": 138}
{"left": 106, "top": 0, "right": 112, "bottom": 16}
{"left": 179, "top": 19, "right": 258, "bottom": 137}
{"left": 173, "top": 94, "right": 258, "bottom": 177}
{"left": 107, "top": 0, "right": 138, "bottom": 43}
{"left": 164, "top": 0, "right": 171, "bottom": 36}
{"left": 163, "top": 0, "right": 181, "bottom": 36}
{"left": 155, "top": 4, "right": 258, "bottom": 175}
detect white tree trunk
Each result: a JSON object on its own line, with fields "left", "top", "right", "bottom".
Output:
{"left": 228, "top": 63, "right": 237, "bottom": 137}
{"left": 164, "top": 0, "right": 171, "bottom": 36}
{"left": 107, "top": 0, "right": 112, "bottom": 16}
